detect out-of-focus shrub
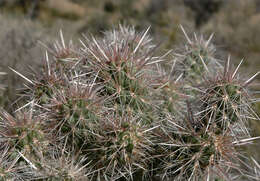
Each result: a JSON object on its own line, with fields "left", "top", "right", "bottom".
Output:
{"left": 0, "top": 15, "right": 62, "bottom": 111}
{"left": 0, "top": 0, "right": 85, "bottom": 20}
{"left": 0, "top": 0, "right": 43, "bottom": 19}
{"left": 202, "top": 0, "right": 260, "bottom": 68}
{"left": 184, "top": 0, "right": 223, "bottom": 27}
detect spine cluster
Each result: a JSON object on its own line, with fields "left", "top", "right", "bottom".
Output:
{"left": 0, "top": 25, "right": 259, "bottom": 181}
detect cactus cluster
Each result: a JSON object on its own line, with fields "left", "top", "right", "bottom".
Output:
{"left": 0, "top": 25, "right": 259, "bottom": 181}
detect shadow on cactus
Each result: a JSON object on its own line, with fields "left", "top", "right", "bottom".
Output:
{"left": 0, "top": 25, "right": 260, "bottom": 181}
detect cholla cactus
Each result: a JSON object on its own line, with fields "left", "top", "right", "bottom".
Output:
{"left": 196, "top": 58, "right": 259, "bottom": 135}
{"left": 174, "top": 26, "right": 221, "bottom": 84}
{"left": 0, "top": 25, "right": 259, "bottom": 181}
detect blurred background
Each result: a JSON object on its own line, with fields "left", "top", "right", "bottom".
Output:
{"left": 0, "top": 0, "right": 260, "bottom": 163}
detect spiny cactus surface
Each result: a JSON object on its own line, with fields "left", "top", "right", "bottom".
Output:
{"left": 0, "top": 25, "right": 259, "bottom": 181}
